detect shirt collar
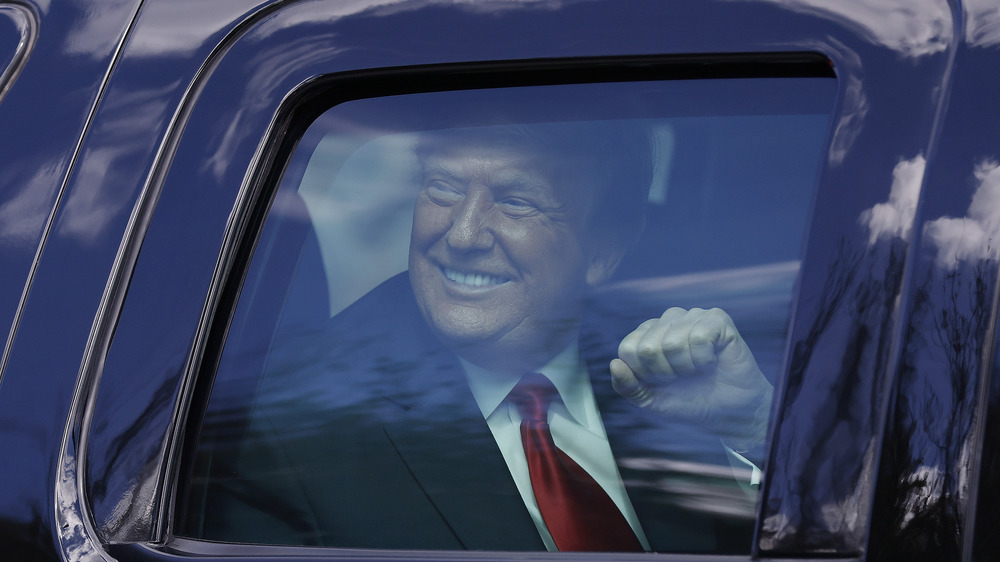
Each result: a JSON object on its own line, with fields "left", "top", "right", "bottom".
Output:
{"left": 461, "top": 341, "right": 594, "bottom": 428}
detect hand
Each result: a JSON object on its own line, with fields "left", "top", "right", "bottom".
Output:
{"left": 609, "top": 307, "right": 773, "bottom": 455}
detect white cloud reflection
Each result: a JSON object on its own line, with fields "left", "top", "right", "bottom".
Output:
{"left": 77, "top": 0, "right": 963, "bottom": 60}
{"left": 123, "top": 0, "right": 267, "bottom": 57}
{"left": 923, "top": 159, "right": 1000, "bottom": 269}
{"left": 965, "top": 0, "right": 1000, "bottom": 47}
{"left": 860, "top": 155, "right": 925, "bottom": 244}
{"left": 282, "top": 0, "right": 570, "bottom": 25}
{"left": 733, "top": 0, "right": 952, "bottom": 58}
{"left": 55, "top": 90, "right": 173, "bottom": 245}
{"left": 828, "top": 74, "right": 869, "bottom": 166}
{"left": 299, "top": 132, "right": 419, "bottom": 316}
{"left": 124, "top": 0, "right": 571, "bottom": 57}
{"left": 60, "top": 0, "right": 137, "bottom": 59}
{"left": 0, "top": 160, "right": 64, "bottom": 248}
{"left": 57, "top": 454, "right": 110, "bottom": 562}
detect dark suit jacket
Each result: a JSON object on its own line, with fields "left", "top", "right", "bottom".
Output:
{"left": 195, "top": 273, "right": 755, "bottom": 553}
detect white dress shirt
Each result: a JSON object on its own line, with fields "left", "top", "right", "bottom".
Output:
{"left": 460, "top": 343, "right": 652, "bottom": 551}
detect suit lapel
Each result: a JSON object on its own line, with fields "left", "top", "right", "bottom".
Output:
{"left": 379, "top": 344, "right": 543, "bottom": 551}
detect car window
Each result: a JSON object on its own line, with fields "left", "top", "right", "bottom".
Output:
{"left": 175, "top": 76, "right": 835, "bottom": 553}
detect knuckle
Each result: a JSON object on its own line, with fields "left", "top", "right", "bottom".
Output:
{"left": 688, "top": 331, "right": 713, "bottom": 346}
{"left": 618, "top": 336, "right": 639, "bottom": 357}
{"left": 661, "top": 307, "right": 686, "bottom": 319}
{"left": 637, "top": 343, "right": 660, "bottom": 359}
{"left": 708, "top": 307, "right": 733, "bottom": 322}
{"left": 660, "top": 335, "right": 686, "bottom": 351}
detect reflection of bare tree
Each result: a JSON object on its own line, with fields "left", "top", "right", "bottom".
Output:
{"left": 762, "top": 236, "right": 907, "bottom": 553}
{"left": 869, "top": 259, "right": 995, "bottom": 560}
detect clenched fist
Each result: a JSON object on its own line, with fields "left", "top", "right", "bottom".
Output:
{"left": 610, "top": 307, "right": 773, "bottom": 457}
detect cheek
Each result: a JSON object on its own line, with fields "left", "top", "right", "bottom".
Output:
{"left": 411, "top": 200, "right": 450, "bottom": 247}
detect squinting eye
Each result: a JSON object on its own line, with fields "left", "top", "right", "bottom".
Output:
{"left": 425, "top": 180, "right": 463, "bottom": 204}
{"left": 499, "top": 197, "right": 538, "bottom": 215}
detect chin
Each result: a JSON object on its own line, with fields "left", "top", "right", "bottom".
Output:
{"left": 428, "top": 309, "right": 505, "bottom": 345}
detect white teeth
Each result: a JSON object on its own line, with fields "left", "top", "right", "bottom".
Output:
{"left": 444, "top": 268, "right": 508, "bottom": 287}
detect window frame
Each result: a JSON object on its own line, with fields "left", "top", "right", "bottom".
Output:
{"left": 165, "top": 53, "right": 835, "bottom": 557}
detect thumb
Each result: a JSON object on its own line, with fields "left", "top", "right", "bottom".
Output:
{"left": 610, "top": 358, "right": 652, "bottom": 407}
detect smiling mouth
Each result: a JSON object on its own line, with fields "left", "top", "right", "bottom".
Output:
{"left": 442, "top": 267, "right": 511, "bottom": 288}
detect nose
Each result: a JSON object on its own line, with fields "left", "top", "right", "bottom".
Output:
{"left": 444, "top": 187, "right": 494, "bottom": 251}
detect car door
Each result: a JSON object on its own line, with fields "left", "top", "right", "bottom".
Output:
{"left": 5, "top": 0, "right": 992, "bottom": 561}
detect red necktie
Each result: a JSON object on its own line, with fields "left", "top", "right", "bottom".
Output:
{"left": 508, "top": 373, "right": 643, "bottom": 551}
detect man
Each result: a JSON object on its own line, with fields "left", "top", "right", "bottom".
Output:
{"left": 198, "top": 122, "right": 772, "bottom": 553}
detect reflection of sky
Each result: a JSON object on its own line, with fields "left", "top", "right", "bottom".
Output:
{"left": 281, "top": 0, "right": 572, "bottom": 27}
{"left": 119, "top": 0, "right": 263, "bottom": 58}
{"left": 965, "top": 0, "right": 1000, "bottom": 46}
{"left": 61, "top": 0, "right": 137, "bottom": 58}
{"left": 299, "top": 133, "right": 419, "bottom": 315}
{"left": 57, "top": 447, "right": 104, "bottom": 562}
{"left": 729, "top": 0, "right": 952, "bottom": 58}
{"left": 54, "top": 90, "right": 175, "bottom": 245}
{"left": 924, "top": 159, "right": 1000, "bottom": 269}
{"left": 860, "top": 155, "right": 1000, "bottom": 269}
{"left": 828, "top": 74, "right": 868, "bottom": 167}
{"left": 122, "top": 0, "right": 578, "bottom": 59}
{"left": 0, "top": 158, "right": 63, "bottom": 247}
{"left": 859, "top": 154, "right": 925, "bottom": 244}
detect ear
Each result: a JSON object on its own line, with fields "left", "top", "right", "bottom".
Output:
{"left": 585, "top": 245, "right": 626, "bottom": 287}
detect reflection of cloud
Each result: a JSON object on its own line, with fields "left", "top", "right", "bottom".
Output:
{"left": 805, "top": 38, "right": 865, "bottom": 167}
{"left": 965, "top": 0, "right": 1000, "bottom": 46}
{"left": 0, "top": 160, "right": 63, "bottom": 248}
{"left": 828, "top": 75, "right": 869, "bottom": 166}
{"left": 122, "top": 0, "right": 266, "bottom": 57}
{"left": 603, "top": 261, "right": 799, "bottom": 297}
{"left": 301, "top": 133, "right": 419, "bottom": 315}
{"left": 57, "top": 454, "right": 104, "bottom": 562}
{"left": 923, "top": 159, "right": 1000, "bottom": 269}
{"left": 359, "top": 0, "right": 570, "bottom": 15}
{"left": 56, "top": 146, "right": 135, "bottom": 244}
{"left": 55, "top": 91, "right": 172, "bottom": 245}
{"left": 620, "top": 456, "right": 754, "bottom": 486}
{"left": 732, "top": 0, "right": 952, "bottom": 58}
{"left": 618, "top": 457, "right": 756, "bottom": 519}
{"left": 61, "top": 0, "right": 137, "bottom": 58}
{"left": 203, "top": 37, "right": 348, "bottom": 181}
{"left": 283, "top": 0, "right": 570, "bottom": 26}
{"left": 860, "top": 155, "right": 925, "bottom": 244}
{"left": 118, "top": 0, "right": 584, "bottom": 56}
{"left": 820, "top": 489, "right": 866, "bottom": 542}
{"left": 125, "top": 0, "right": 572, "bottom": 58}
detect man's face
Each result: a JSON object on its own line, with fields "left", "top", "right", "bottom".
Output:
{"left": 408, "top": 143, "right": 606, "bottom": 372}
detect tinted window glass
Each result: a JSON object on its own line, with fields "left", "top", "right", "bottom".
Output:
{"left": 177, "top": 77, "right": 834, "bottom": 553}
